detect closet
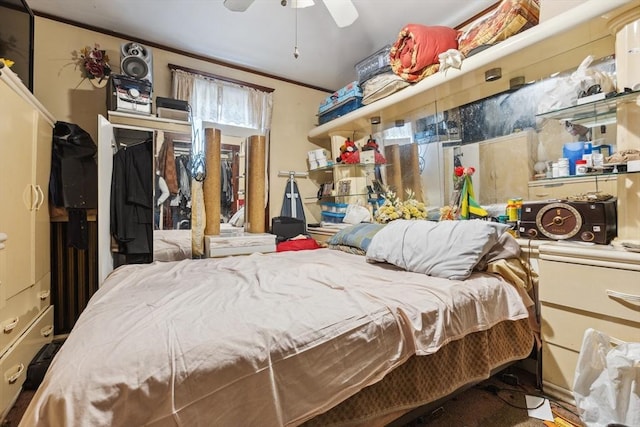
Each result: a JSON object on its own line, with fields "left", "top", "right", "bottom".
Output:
{"left": 97, "top": 112, "right": 192, "bottom": 284}
{"left": 0, "top": 66, "right": 54, "bottom": 418}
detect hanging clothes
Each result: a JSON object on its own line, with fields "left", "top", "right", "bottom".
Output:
{"left": 220, "top": 158, "right": 234, "bottom": 218}
{"left": 157, "top": 137, "right": 179, "bottom": 195}
{"left": 110, "top": 139, "right": 154, "bottom": 262}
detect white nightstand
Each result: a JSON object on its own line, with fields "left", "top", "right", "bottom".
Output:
{"left": 538, "top": 242, "right": 640, "bottom": 404}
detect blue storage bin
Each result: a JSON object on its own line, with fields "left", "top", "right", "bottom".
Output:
{"left": 318, "top": 81, "right": 363, "bottom": 125}
{"left": 321, "top": 211, "right": 345, "bottom": 224}
{"left": 318, "top": 98, "right": 363, "bottom": 124}
{"left": 320, "top": 202, "right": 348, "bottom": 214}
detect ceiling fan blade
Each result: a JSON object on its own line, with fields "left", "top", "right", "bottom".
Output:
{"left": 223, "top": 0, "right": 255, "bottom": 12}
{"left": 321, "top": 0, "right": 358, "bottom": 28}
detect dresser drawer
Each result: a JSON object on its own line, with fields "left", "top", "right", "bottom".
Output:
{"left": 542, "top": 341, "right": 578, "bottom": 403}
{"left": 0, "top": 306, "right": 53, "bottom": 418}
{"left": 528, "top": 175, "right": 617, "bottom": 201}
{"left": 539, "top": 260, "right": 640, "bottom": 323}
{"left": 0, "top": 273, "right": 50, "bottom": 357}
{"left": 541, "top": 304, "right": 639, "bottom": 351}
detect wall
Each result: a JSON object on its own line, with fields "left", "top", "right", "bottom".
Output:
{"left": 32, "top": 17, "right": 326, "bottom": 224}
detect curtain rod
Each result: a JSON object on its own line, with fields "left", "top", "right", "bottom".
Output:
{"left": 168, "top": 64, "right": 275, "bottom": 93}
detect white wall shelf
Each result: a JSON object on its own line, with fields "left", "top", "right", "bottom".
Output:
{"left": 307, "top": 0, "right": 638, "bottom": 144}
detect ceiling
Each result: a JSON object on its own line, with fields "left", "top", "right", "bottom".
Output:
{"left": 27, "top": 0, "right": 497, "bottom": 92}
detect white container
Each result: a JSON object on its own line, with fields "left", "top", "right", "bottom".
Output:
{"left": 557, "top": 158, "right": 570, "bottom": 177}
{"left": 628, "top": 159, "right": 640, "bottom": 172}
{"left": 316, "top": 157, "right": 328, "bottom": 168}
{"left": 592, "top": 153, "right": 604, "bottom": 168}
{"left": 552, "top": 162, "right": 560, "bottom": 178}
{"left": 575, "top": 160, "right": 588, "bottom": 175}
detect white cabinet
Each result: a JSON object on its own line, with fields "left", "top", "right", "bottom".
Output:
{"left": 0, "top": 66, "right": 54, "bottom": 418}
{"left": 478, "top": 130, "right": 537, "bottom": 205}
{"left": 528, "top": 174, "right": 618, "bottom": 201}
{"left": 538, "top": 243, "right": 640, "bottom": 404}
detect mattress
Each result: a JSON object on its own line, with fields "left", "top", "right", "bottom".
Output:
{"left": 20, "top": 249, "right": 532, "bottom": 427}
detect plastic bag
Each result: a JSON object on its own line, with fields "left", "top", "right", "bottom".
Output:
{"left": 343, "top": 202, "right": 371, "bottom": 224}
{"left": 573, "top": 328, "right": 640, "bottom": 427}
{"left": 537, "top": 55, "right": 615, "bottom": 114}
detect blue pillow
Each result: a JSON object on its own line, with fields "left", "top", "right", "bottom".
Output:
{"left": 327, "top": 223, "right": 386, "bottom": 254}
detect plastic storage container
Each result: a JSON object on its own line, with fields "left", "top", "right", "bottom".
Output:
{"left": 318, "top": 81, "right": 364, "bottom": 125}
{"left": 575, "top": 159, "right": 588, "bottom": 175}
{"left": 320, "top": 202, "right": 348, "bottom": 214}
{"left": 354, "top": 45, "right": 392, "bottom": 83}
{"left": 321, "top": 211, "right": 345, "bottom": 224}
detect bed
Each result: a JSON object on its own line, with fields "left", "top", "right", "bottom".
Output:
{"left": 20, "top": 220, "right": 537, "bottom": 427}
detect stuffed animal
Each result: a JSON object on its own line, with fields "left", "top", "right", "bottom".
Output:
{"left": 336, "top": 138, "right": 359, "bottom": 164}
{"left": 361, "top": 137, "right": 387, "bottom": 164}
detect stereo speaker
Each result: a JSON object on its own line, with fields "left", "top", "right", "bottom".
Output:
{"left": 120, "top": 42, "right": 153, "bottom": 85}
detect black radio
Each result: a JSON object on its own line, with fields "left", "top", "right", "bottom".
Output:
{"left": 518, "top": 199, "right": 617, "bottom": 244}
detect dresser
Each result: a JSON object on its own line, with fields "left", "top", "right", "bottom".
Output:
{"left": 0, "top": 65, "right": 55, "bottom": 419}
{"left": 538, "top": 242, "right": 640, "bottom": 404}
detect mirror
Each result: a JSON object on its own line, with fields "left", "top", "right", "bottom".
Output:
{"left": 375, "top": 55, "right": 617, "bottom": 216}
{"left": 220, "top": 135, "right": 246, "bottom": 234}
{"left": 153, "top": 129, "right": 193, "bottom": 262}
{"left": 154, "top": 130, "right": 192, "bottom": 231}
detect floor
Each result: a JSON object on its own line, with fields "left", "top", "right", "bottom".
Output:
{"left": 402, "top": 368, "right": 584, "bottom": 427}
{"left": 3, "top": 367, "right": 583, "bottom": 427}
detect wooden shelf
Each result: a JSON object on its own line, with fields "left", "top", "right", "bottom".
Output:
{"left": 307, "top": 0, "right": 637, "bottom": 144}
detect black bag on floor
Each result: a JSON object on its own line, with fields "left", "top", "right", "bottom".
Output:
{"left": 23, "top": 340, "right": 64, "bottom": 390}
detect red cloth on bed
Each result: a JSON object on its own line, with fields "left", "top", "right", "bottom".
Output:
{"left": 276, "top": 237, "right": 321, "bottom": 252}
{"left": 390, "top": 24, "right": 459, "bottom": 83}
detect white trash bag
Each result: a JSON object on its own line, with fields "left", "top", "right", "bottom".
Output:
{"left": 343, "top": 201, "right": 371, "bottom": 224}
{"left": 573, "top": 328, "right": 640, "bottom": 427}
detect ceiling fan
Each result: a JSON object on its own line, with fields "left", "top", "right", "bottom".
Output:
{"left": 223, "top": 0, "right": 358, "bottom": 28}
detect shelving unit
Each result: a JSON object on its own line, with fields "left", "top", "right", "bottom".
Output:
{"left": 530, "top": 89, "right": 640, "bottom": 197}
{"left": 307, "top": 0, "right": 637, "bottom": 144}
{"left": 536, "top": 89, "right": 640, "bottom": 127}
{"left": 310, "top": 162, "right": 387, "bottom": 206}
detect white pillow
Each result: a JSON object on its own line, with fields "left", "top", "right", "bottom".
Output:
{"left": 228, "top": 206, "right": 245, "bottom": 227}
{"left": 365, "top": 219, "right": 510, "bottom": 280}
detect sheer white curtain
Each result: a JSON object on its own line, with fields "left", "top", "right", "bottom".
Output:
{"left": 171, "top": 69, "right": 273, "bottom": 133}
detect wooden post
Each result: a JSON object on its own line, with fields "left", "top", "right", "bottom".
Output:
{"left": 246, "top": 135, "right": 266, "bottom": 233}
{"left": 203, "top": 127, "right": 221, "bottom": 235}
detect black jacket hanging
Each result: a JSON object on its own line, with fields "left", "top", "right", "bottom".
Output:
{"left": 110, "top": 140, "right": 153, "bottom": 257}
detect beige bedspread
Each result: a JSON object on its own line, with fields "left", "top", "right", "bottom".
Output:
{"left": 20, "top": 249, "right": 530, "bottom": 427}
{"left": 153, "top": 229, "right": 192, "bottom": 261}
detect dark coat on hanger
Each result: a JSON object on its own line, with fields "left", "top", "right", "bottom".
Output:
{"left": 110, "top": 140, "right": 153, "bottom": 256}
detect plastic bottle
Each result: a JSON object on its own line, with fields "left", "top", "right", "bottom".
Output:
{"left": 575, "top": 159, "right": 588, "bottom": 175}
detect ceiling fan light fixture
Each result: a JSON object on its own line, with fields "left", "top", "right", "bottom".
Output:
{"left": 291, "top": 0, "right": 315, "bottom": 8}
{"left": 322, "top": 0, "right": 358, "bottom": 28}
{"left": 223, "top": 0, "right": 255, "bottom": 12}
